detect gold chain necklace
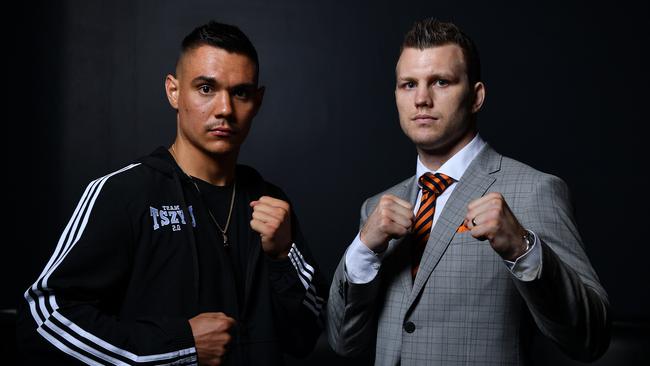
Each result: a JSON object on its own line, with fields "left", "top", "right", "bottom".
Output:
{"left": 170, "top": 144, "right": 236, "bottom": 248}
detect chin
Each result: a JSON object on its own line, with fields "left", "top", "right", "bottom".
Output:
{"left": 415, "top": 143, "right": 447, "bottom": 154}
{"left": 202, "top": 142, "right": 238, "bottom": 156}
{"left": 408, "top": 133, "right": 444, "bottom": 149}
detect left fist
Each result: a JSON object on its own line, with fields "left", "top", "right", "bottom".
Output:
{"left": 250, "top": 196, "right": 292, "bottom": 259}
{"left": 464, "top": 192, "right": 527, "bottom": 261}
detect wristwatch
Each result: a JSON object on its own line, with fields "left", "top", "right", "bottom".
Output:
{"left": 522, "top": 230, "right": 534, "bottom": 252}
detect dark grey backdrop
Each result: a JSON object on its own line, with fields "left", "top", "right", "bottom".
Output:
{"left": 7, "top": 0, "right": 649, "bottom": 363}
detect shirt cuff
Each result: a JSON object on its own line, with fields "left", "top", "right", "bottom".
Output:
{"left": 344, "top": 233, "right": 383, "bottom": 284}
{"left": 503, "top": 230, "right": 542, "bottom": 282}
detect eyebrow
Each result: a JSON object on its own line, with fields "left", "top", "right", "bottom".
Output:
{"left": 191, "top": 75, "right": 258, "bottom": 89}
{"left": 431, "top": 72, "right": 456, "bottom": 80}
{"left": 396, "top": 72, "right": 458, "bottom": 84}
{"left": 191, "top": 76, "right": 217, "bottom": 85}
{"left": 231, "top": 83, "right": 259, "bottom": 90}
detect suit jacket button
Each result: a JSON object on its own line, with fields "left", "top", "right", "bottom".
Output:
{"left": 404, "top": 321, "right": 415, "bottom": 333}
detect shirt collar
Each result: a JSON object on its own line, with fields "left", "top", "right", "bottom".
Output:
{"left": 416, "top": 134, "right": 487, "bottom": 185}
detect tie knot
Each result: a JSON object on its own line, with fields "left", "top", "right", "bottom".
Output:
{"left": 419, "top": 172, "right": 454, "bottom": 196}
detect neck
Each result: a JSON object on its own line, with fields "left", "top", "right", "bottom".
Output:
{"left": 169, "top": 140, "right": 237, "bottom": 186}
{"left": 417, "top": 130, "right": 477, "bottom": 171}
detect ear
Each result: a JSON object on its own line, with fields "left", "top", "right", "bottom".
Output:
{"left": 252, "top": 86, "right": 265, "bottom": 116}
{"left": 471, "top": 81, "right": 486, "bottom": 113}
{"left": 165, "top": 74, "right": 180, "bottom": 110}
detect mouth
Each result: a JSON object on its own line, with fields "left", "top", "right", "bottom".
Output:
{"left": 412, "top": 114, "right": 439, "bottom": 124}
{"left": 208, "top": 127, "right": 235, "bottom": 137}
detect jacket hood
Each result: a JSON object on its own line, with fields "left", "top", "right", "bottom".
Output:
{"left": 136, "top": 146, "right": 265, "bottom": 188}
{"left": 136, "top": 146, "right": 178, "bottom": 177}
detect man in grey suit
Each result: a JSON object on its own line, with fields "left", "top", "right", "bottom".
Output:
{"left": 327, "top": 19, "right": 610, "bottom": 365}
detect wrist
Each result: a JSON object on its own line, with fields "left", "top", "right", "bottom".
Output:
{"left": 265, "top": 247, "right": 290, "bottom": 260}
{"left": 359, "top": 231, "right": 387, "bottom": 254}
{"left": 505, "top": 229, "right": 533, "bottom": 261}
{"left": 521, "top": 230, "right": 533, "bottom": 252}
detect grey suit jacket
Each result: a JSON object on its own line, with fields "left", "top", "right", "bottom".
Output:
{"left": 327, "top": 145, "right": 610, "bottom": 366}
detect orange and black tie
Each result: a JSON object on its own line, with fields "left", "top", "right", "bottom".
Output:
{"left": 411, "top": 172, "right": 455, "bottom": 278}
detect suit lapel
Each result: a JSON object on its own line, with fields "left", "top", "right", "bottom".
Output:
{"left": 407, "top": 145, "right": 502, "bottom": 307}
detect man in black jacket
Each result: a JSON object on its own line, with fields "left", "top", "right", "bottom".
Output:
{"left": 18, "top": 21, "right": 326, "bottom": 366}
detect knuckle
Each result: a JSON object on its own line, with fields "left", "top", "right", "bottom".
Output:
{"left": 379, "top": 207, "right": 387, "bottom": 217}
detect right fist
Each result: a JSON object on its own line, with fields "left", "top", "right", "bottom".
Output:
{"left": 360, "top": 194, "right": 414, "bottom": 252}
{"left": 189, "top": 312, "right": 236, "bottom": 366}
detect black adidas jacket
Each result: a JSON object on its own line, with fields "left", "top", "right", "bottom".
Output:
{"left": 18, "top": 147, "right": 327, "bottom": 365}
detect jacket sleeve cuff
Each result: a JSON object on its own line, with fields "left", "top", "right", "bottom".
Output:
{"left": 159, "top": 317, "right": 197, "bottom": 356}
{"left": 266, "top": 254, "right": 301, "bottom": 293}
{"left": 503, "top": 229, "right": 543, "bottom": 281}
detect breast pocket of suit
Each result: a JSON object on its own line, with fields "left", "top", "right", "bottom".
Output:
{"left": 450, "top": 230, "right": 482, "bottom": 245}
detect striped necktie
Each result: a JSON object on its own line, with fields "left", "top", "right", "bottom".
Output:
{"left": 411, "top": 172, "right": 455, "bottom": 278}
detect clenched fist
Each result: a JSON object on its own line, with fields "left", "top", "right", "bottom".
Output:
{"left": 464, "top": 192, "right": 528, "bottom": 261}
{"left": 360, "top": 194, "right": 414, "bottom": 253}
{"left": 189, "top": 312, "right": 236, "bottom": 366}
{"left": 250, "top": 196, "right": 292, "bottom": 259}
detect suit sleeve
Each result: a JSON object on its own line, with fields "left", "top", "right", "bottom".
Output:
{"left": 514, "top": 174, "right": 611, "bottom": 361}
{"left": 18, "top": 170, "right": 197, "bottom": 365}
{"left": 264, "top": 188, "right": 327, "bottom": 358}
{"left": 326, "top": 198, "right": 382, "bottom": 357}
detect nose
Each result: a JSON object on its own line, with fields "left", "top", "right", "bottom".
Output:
{"left": 214, "top": 90, "right": 233, "bottom": 118}
{"left": 414, "top": 85, "right": 433, "bottom": 108}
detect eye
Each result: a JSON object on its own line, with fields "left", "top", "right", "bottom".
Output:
{"left": 232, "top": 87, "right": 253, "bottom": 100}
{"left": 233, "top": 89, "right": 249, "bottom": 99}
{"left": 399, "top": 81, "right": 416, "bottom": 89}
{"left": 199, "top": 85, "right": 213, "bottom": 94}
{"left": 434, "top": 79, "right": 450, "bottom": 87}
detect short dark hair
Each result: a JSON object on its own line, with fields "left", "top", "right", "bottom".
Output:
{"left": 178, "top": 20, "right": 259, "bottom": 82}
{"left": 402, "top": 19, "right": 481, "bottom": 85}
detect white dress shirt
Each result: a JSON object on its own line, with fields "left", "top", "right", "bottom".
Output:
{"left": 345, "top": 135, "right": 542, "bottom": 284}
